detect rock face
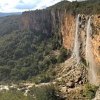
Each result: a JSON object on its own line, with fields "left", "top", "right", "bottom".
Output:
{"left": 21, "top": 10, "right": 52, "bottom": 35}
{"left": 87, "top": 15, "right": 100, "bottom": 85}
{"left": 56, "top": 58, "right": 87, "bottom": 87}
{"left": 21, "top": 10, "right": 75, "bottom": 51}
{"left": 21, "top": 10, "right": 100, "bottom": 85}
{"left": 21, "top": 10, "right": 65, "bottom": 46}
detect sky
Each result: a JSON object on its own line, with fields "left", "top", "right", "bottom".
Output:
{"left": 0, "top": 0, "right": 79, "bottom": 13}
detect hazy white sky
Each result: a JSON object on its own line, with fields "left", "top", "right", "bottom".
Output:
{"left": 0, "top": 0, "right": 80, "bottom": 13}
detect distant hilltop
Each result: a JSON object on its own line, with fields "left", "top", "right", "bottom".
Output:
{"left": 0, "top": 12, "right": 22, "bottom": 17}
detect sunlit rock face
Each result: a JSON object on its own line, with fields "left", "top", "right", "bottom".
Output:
{"left": 91, "top": 15, "right": 100, "bottom": 85}
{"left": 92, "top": 15, "right": 100, "bottom": 66}
{"left": 21, "top": 10, "right": 100, "bottom": 85}
{"left": 61, "top": 14, "right": 100, "bottom": 85}
{"left": 61, "top": 14, "right": 75, "bottom": 51}
{"left": 21, "top": 10, "right": 75, "bottom": 51}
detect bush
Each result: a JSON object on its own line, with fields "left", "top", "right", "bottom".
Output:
{"left": 31, "top": 85, "right": 59, "bottom": 100}
{"left": 83, "top": 84, "right": 99, "bottom": 99}
{"left": 57, "top": 47, "right": 69, "bottom": 63}
{"left": 0, "top": 90, "right": 32, "bottom": 100}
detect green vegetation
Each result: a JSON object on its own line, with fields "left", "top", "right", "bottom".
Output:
{"left": 30, "top": 85, "right": 60, "bottom": 100}
{"left": 0, "top": 85, "right": 61, "bottom": 100}
{"left": 0, "top": 29, "right": 69, "bottom": 81}
{"left": 83, "top": 84, "right": 99, "bottom": 99}
{"left": 31, "top": 72, "right": 54, "bottom": 84}
{"left": 0, "top": 0, "right": 99, "bottom": 99}
{"left": 48, "top": 0, "right": 100, "bottom": 14}
{"left": 0, "top": 90, "right": 32, "bottom": 100}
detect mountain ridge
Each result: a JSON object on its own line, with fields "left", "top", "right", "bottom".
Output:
{"left": 0, "top": 12, "right": 22, "bottom": 17}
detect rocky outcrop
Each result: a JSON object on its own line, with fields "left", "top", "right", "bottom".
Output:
{"left": 21, "top": 10, "right": 75, "bottom": 48}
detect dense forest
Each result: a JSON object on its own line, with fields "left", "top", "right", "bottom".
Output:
{"left": 48, "top": 0, "right": 100, "bottom": 14}
{"left": 0, "top": 28, "right": 68, "bottom": 82}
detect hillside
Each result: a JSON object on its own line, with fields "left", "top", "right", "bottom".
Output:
{"left": 0, "top": 15, "right": 20, "bottom": 36}
{"left": 0, "top": 12, "right": 21, "bottom": 17}
{"left": 0, "top": 0, "right": 99, "bottom": 100}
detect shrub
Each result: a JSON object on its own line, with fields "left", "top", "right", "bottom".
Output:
{"left": 31, "top": 85, "right": 59, "bottom": 100}
{"left": 57, "top": 47, "right": 69, "bottom": 63}
{"left": 0, "top": 90, "right": 32, "bottom": 100}
{"left": 83, "top": 84, "right": 99, "bottom": 99}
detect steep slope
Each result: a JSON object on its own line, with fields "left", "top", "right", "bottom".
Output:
{"left": 0, "top": 15, "right": 20, "bottom": 36}
{"left": 0, "top": 0, "right": 99, "bottom": 99}
{"left": 0, "top": 30, "right": 64, "bottom": 81}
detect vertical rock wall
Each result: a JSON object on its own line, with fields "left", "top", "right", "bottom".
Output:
{"left": 21, "top": 10, "right": 100, "bottom": 85}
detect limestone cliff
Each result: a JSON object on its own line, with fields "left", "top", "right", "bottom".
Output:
{"left": 92, "top": 15, "right": 100, "bottom": 66}
{"left": 61, "top": 14, "right": 75, "bottom": 50}
{"left": 21, "top": 10, "right": 52, "bottom": 35}
{"left": 60, "top": 14, "right": 100, "bottom": 85}
{"left": 21, "top": 9, "right": 100, "bottom": 85}
{"left": 21, "top": 10, "right": 75, "bottom": 50}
